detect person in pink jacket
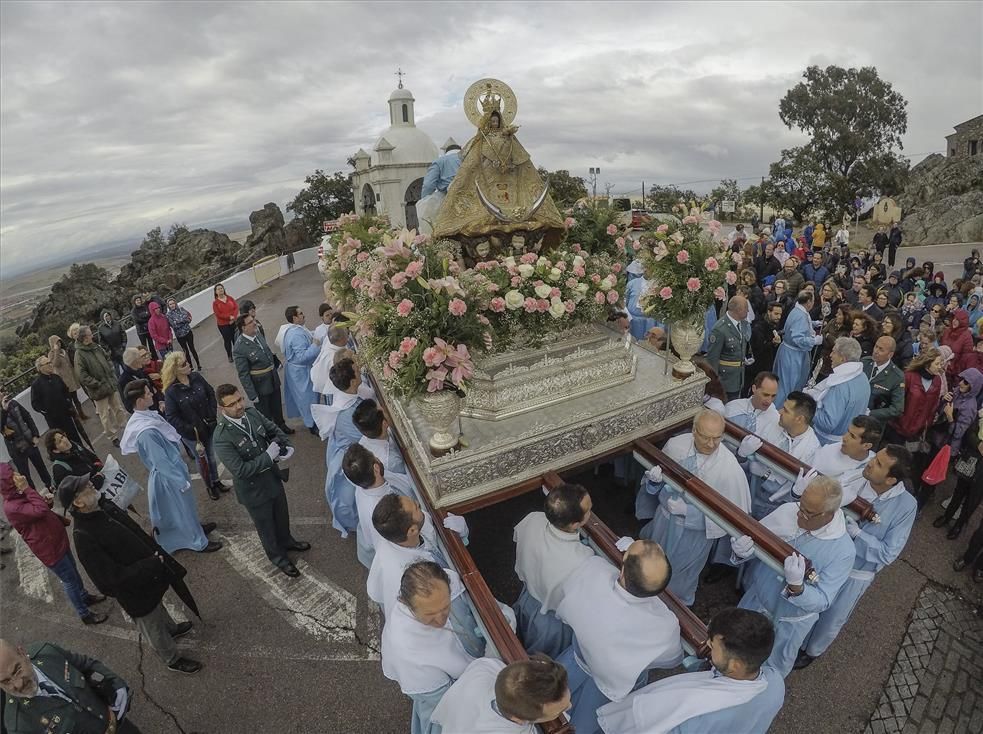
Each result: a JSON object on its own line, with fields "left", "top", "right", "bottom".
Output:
{"left": 147, "top": 301, "right": 174, "bottom": 358}
{"left": 0, "top": 463, "right": 108, "bottom": 624}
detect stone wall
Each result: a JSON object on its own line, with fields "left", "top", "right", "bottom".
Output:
{"left": 944, "top": 114, "right": 983, "bottom": 158}
{"left": 897, "top": 153, "right": 983, "bottom": 245}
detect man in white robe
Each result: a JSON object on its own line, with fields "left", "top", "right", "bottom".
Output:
{"left": 637, "top": 410, "right": 751, "bottom": 605}
{"left": 730, "top": 475, "right": 855, "bottom": 676}
{"left": 737, "top": 390, "right": 820, "bottom": 519}
{"left": 810, "top": 415, "right": 881, "bottom": 506}
{"left": 342, "top": 443, "right": 415, "bottom": 569}
{"left": 310, "top": 325, "right": 349, "bottom": 399}
{"left": 382, "top": 561, "right": 475, "bottom": 734}
{"left": 431, "top": 654, "right": 571, "bottom": 734}
{"left": 353, "top": 399, "right": 408, "bottom": 476}
{"left": 598, "top": 607, "right": 785, "bottom": 734}
{"left": 806, "top": 336, "right": 871, "bottom": 445}
{"left": 724, "top": 371, "right": 780, "bottom": 435}
{"left": 368, "top": 493, "right": 483, "bottom": 657}
{"left": 555, "top": 540, "right": 684, "bottom": 734}
{"left": 513, "top": 483, "right": 594, "bottom": 657}
{"left": 796, "top": 445, "right": 916, "bottom": 668}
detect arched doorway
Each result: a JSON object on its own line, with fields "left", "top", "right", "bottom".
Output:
{"left": 361, "top": 183, "right": 376, "bottom": 216}
{"left": 404, "top": 177, "right": 423, "bottom": 230}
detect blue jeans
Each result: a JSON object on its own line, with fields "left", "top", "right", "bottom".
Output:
{"left": 49, "top": 550, "right": 91, "bottom": 617}
{"left": 182, "top": 435, "right": 218, "bottom": 485}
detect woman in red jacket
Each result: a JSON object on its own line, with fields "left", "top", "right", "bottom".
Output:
{"left": 941, "top": 309, "right": 974, "bottom": 380}
{"left": 0, "top": 463, "right": 108, "bottom": 624}
{"left": 212, "top": 283, "right": 239, "bottom": 363}
{"left": 887, "top": 347, "right": 944, "bottom": 508}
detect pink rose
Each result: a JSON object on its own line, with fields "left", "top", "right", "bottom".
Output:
{"left": 566, "top": 277, "right": 579, "bottom": 288}
{"left": 704, "top": 257, "right": 720, "bottom": 271}
{"left": 396, "top": 299, "right": 413, "bottom": 317}
{"left": 656, "top": 224, "right": 669, "bottom": 233}
{"left": 659, "top": 286, "right": 673, "bottom": 300}
{"left": 423, "top": 347, "right": 445, "bottom": 367}
{"left": 687, "top": 277, "right": 701, "bottom": 292}
{"left": 682, "top": 215, "right": 697, "bottom": 225}
{"left": 382, "top": 364, "right": 395, "bottom": 379}
{"left": 351, "top": 276, "right": 362, "bottom": 289}
{"left": 536, "top": 299, "right": 550, "bottom": 312}
{"left": 448, "top": 298, "right": 468, "bottom": 316}
{"left": 477, "top": 315, "right": 490, "bottom": 326}
{"left": 606, "top": 224, "right": 618, "bottom": 235}
{"left": 708, "top": 219, "right": 722, "bottom": 232}
{"left": 564, "top": 217, "right": 576, "bottom": 229}
{"left": 591, "top": 274, "right": 601, "bottom": 283}
{"left": 550, "top": 287, "right": 561, "bottom": 298}
{"left": 524, "top": 297, "right": 539, "bottom": 313}
{"left": 390, "top": 272, "right": 408, "bottom": 289}
{"left": 714, "top": 287, "right": 727, "bottom": 300}
{"left": 612, "top": 262, "right": 623, "bottom": 273}
{"left": 520, "top": 252, "right": 538, "bottom": 264}
{"left": 725, "top": 270, "right": 738, "bottom": 285}
{"left": 615, "top": 236, "right": 626, "bottom": 246}
{"left": 555, "top": 261, "right": 567, "bottom": 272}
{"left": 595, "top": 291, "right": 606, "bottom": 304}
{"left": 356, "top": 251, "right": 369, "bottom": 263}
{"left": 399, "top": 336, "right": 418, "bottom": 354}
{"left": 564, "top": 300, "right": 576, "bottom": 313}
{"left": 571, "top": 243, "right": 582, "bottom": 253}
{"left": 606, "top": 289, "right": 619, "bottom": 304}
{"left": 490, "top": 297, "right": 506, "bottom": 313}
{"left": 511, "top": 276, "right": 522, "bottom": 287}
{"left": 388, "top": 351, "right": 402, "bottom": 368}
{"left": 405, "top": 260, "right": 423, "bottom": 278}
{"left": 573, "top": 266, "right": 586, "bottom": 277}
{"left": 367, "top": 227, "right": 378, "bottom": 235}
{"left": 676, "top": 250, "right": 690, "bottom": 264}
{"left": 533, "top": 279, "right": 544, "bottom": 287}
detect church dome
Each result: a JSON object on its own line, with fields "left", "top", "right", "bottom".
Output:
{"left": 373, "top": 125, "right": 438, "bottom": 165}
{"left": 389, "top": 87, "right": 414, "bottom": 102}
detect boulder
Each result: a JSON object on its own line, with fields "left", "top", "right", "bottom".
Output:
{"left": 243, "top": 202, "right": 287, "bottom": 256}
{"left": 284, "top": 217, "right": 314, "bottom": 252}
{"left": 898, "top": 154, "right": 983, "bottom": 245}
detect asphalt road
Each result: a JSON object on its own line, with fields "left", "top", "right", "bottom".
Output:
{"left": 2, "top": 250, "right": 980, "bottom": 734}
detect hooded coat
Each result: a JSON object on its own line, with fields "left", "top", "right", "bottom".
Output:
{"left": 131, "top": 298, "right": 151, "bottom": 337}
{"left": 0, "top": 463, "right": 69, "bottom": 567}
{"left": 941, "top": 309, "right": 974, "bottom": 374}
{"left": 948, "top": 368, "right": 983, "bottom": 453}
{"left": 74, "top": 340, "right": 118, "bottom": 401}
{"left": 0, "top": 398, "right": 39, "bottom": 455}
{"left": 147, "top": 301, "right": 173, "bottom": 352}
{"left": 96, "top": 310, "right": 127, "bottom": 362}
{"left": 48, "top": 335, "right": 81, "bottom": 392}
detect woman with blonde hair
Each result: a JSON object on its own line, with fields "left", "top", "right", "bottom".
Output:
{"left": 161, "top": 352, "right": 227, "bottom": 500}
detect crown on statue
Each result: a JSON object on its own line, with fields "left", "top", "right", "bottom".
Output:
{"left": 480, "top": 90, "right": 502, "bottom": 114}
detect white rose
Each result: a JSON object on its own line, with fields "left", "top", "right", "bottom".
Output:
{"left": 575, "top": 283, "right": 589, "bottom": 294}
{"left": 549, "top": 300, "right": 567, "bottom": 318}
{"left": 551, "top": 295, "right": 563, "bottom": 305}
{"left": 572, "top": 255, "right": 585, "bottom": 269}
{"left": 571, "top": 292, "right": 585, "bottom": 303}
{"left": 504, "top": 290, "right": 525, "bottom": 310}
{"left": 534, "top": 284, "right": 552, "bottom": 299}
{"left": 548, "top": 267, "right": 562, "bottom": 281}
{"left": 517, "top": 263, "right": 534, "bottom": 278}
{"left": 536, "top": 256, "right": 549, "bottom": 268}
{"left": 503, "top": 256, "right": 516, "bottom": 268}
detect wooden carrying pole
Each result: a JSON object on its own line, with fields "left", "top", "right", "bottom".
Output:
{"left": 542, "top": 472, "right": 711, "bottom": 658}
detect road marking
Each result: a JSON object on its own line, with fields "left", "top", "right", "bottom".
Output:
{"left": 217, "top": 531, "right": 377, "bottom": 658}
{"left": 14, "top": 537, "right": 53, "bottom": 603}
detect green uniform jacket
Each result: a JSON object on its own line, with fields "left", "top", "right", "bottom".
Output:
{"left": 73, "top": 342, "right": 117, "bottom": 401}
{"left": 212, "top": 407, "right": 291, "bottom": 509}
{"left": 705, "top": 315, "right": 749, "bottom": 394}
{"left": 862, "top": 357, "right": 905, "bottom": 423}
{"left": 2, "top": 642, "right": 129, "bottom": 734}
{"left": 232, "top": 334, "right": 279, "bottom": 402}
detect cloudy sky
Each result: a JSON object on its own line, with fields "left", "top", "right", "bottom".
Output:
{"left": 1, "top": 1, "right": 980, "bottom": 277}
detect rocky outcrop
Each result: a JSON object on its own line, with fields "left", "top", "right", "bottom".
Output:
{"left": 242, "top": 203, "right": 286, "bottom": 257}
{"left": 284, "top": 217, "right": 314, "bottom": 252}
{"left": 117, "top": 228, "right": 242, "bottom": 295}
{"left": 898, "top": 154, "right": 983, "bottom": 245}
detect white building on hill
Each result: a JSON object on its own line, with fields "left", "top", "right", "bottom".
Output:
{"left": 351, "top": 82, "right": 441, "bottom": 230}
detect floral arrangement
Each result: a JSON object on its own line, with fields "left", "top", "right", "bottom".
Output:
{"left": 562, "top": 202, "right": 633, "bottom": 260}
{"left": 326, "top": 214, "right": 627, "bottom": 398}
{"left": 637, "top": 215, "right": 733, "bottom": 325}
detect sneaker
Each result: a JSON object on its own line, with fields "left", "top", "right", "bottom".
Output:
{"left": 171, "top": 621, "right": 194, "bottom": 639}
{"left": 84, "top": 593, "right": 107, "bottom": 604}
{"left": 167, "top": 657, "right": 203, "bottom": 674}
{"left": 81, "top": 612, "right": 108, "bottom": 625}
{"left": 792, "top": 650, "right": 815, "bottom": 670}
{"left": 200, "top": 540, "right": 223, "bottom": 553}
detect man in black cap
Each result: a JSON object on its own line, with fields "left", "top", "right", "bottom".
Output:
{"left": 59, "top": 474, "right": 204, "bottom": 674}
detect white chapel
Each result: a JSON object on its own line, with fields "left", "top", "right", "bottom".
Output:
{"left": 351, "top": 80, "right": 449, "bottom": 230}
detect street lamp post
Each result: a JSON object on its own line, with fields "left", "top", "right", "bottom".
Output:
{"left": 588, "top": 167, "right": 600, "bottom": 204}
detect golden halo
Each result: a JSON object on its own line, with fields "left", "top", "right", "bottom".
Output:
{"left": 463, "top": 78, "right": 517, "bottom": 128}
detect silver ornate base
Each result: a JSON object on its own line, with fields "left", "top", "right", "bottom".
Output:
{"left": 461, "top": 323, "right": 637, "bottom": 420}
{"left": 380, "top": 326, "right": 707, "bottom": 508}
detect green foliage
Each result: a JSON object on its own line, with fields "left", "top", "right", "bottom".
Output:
{"left": 537, "top": 168, "right": 588, "bottom": 208}
{"left": 287, "top": 169, "right": 356, "bottom": 241}
{"left": 645, "top": 185, "right": 701, "bottom": 214}
{"left": 322, "top": 213, "right": 393, "bottom": 309}
{"left": 766, "top": 147, "right": 829, "bottom": 224}
{"left": 563, "top": 204, "right": 631, "bottom": 260}
{"left": 775, "top": 65, "right": 910, "bottom": 218}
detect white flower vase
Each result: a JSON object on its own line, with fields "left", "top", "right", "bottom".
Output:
{"left": 417, "top": 390, "right": 462, "bottom": 456}
{"left": 669, "top": 318, "right": 705, "bottom": 380}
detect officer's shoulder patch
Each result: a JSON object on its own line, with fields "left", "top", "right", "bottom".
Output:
{"left": 709, "top": 334, "right": 717, "bottom": 343}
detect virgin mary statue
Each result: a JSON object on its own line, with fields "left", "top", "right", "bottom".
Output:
{"left": 432, "top": 79, "right": 564, "bottom": 249}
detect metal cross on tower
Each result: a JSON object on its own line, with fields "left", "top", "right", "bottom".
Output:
{"left": 395, "top": 67, "right": 405, "bottom": 89}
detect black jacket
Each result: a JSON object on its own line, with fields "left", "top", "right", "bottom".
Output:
{"left": 72, "top": 499, "right": 180, "bottom": 618}
{"left": 50, "top": 443, "right": 105, "bottom": 491}
{"left": 164, "top": 373, "right": 218, "bottom": 441}
{"left": 131, "top": 302, "right": 151, "bottom": 336}
{"left": 97, "top": 310, "right": 127, "bottom": 361}
{"left": 0, "top": 398, "right": 39, "bottom": 454}
{"left": 30, "top": 372, "right": 75, "bottom": 424}
{"left": 118, "top": 363, "right": 164, "bottom": 412}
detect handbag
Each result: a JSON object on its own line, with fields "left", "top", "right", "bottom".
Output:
{"left": 955, "top": 455, "right": 978, "bottom": 478}
{"left": 921, "top": 444, "right": 951, "bottom": 486}
{"left": 905, "top": 430, "right": 930, "bottom": 454}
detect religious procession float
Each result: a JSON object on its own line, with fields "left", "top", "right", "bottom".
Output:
{"left": 318, "top": 79, "right": 877, "bottom": 732}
